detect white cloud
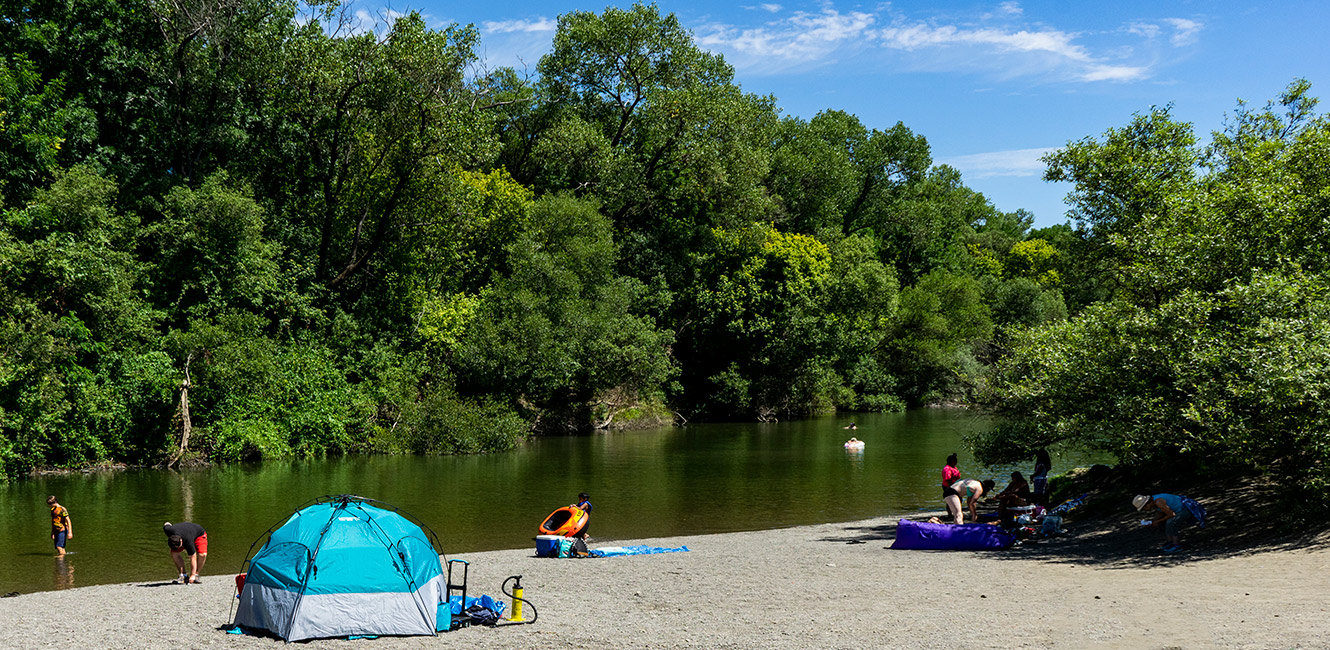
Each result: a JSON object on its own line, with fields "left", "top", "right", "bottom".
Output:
{"left": 471, "top": 17, "right": 557, "bottom": 70}
{"left": 941, "top": 147, "right": 1058, "bottom": 179}
{"left": 1126, "top": 18, "right": 1202, "bottom": 47}
{"left": 482, "top": 17, "right": 557, "bottom": 35}
{"left": 1162, "top": 17, "right": 1202, "bottom": 46}
{"left": 880, "top": 25, "right": 1089, "bottom": 60}
{"left": 695, "top": 8, "right": 876, "bottom": 72}
{"left": 1081, "top": 64, "right": 1149, "bottom": 82}
{"left": 760, "top": 3, "right": 782, "bottom": 13}
{"left": 876, "top": 22, "right": 1152, "bottom": 82}
{"left": 997, "top": 2, "right": 1023, "bottom": 17}
{"left": 1127, "top": 22, "right": 1160, "bottom": 39}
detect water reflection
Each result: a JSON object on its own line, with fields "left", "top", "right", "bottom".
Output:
{"left": 0, "top": 409, "right": 1107, "bottom": 594}
{"left": 53, "top": 555, "right": 74, "bottom": 590}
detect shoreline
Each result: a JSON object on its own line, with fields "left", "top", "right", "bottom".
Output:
{"left": 4, "top": 514, "right": 1327, "bottom": 649}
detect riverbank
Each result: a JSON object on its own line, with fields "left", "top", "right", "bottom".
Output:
{"left": 4, "top": 508, "right": 1327, "bottom": 649}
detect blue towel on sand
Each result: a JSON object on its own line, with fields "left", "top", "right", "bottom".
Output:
{"left": 589, "top": 544, "right": 689, "bottom": 558}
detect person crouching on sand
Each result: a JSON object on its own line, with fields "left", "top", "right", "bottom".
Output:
{"left": 1134, "top": 494, "right": 1205, "bottom": 553}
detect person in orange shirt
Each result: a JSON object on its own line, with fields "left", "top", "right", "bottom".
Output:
{"left": 47, "top": 495, "right": 72, "bottom": 556}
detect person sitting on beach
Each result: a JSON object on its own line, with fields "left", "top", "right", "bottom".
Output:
{"left": 951, "top": 478, "right": 996, "bottom": 524}
{"left": 996, "top": 472, "right": 1031, "bottom": 504}
{"left": 1133, "top": 493, "right": 1205, "bottom": 553}
{"left": 164, "top": 521, "right": 208, "bottom": 584}
{"left": 995, "top": 472, "right": 1033, "bottom": 525}
{"left": 942, "top": 454, "right": 962, "bottom": 523}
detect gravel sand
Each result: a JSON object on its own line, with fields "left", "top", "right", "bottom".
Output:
{"left": 3, "top": 515, "right": 1328, "bottom": 650}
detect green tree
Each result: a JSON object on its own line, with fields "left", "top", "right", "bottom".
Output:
{"left": 451, "top": 195, "right": 674, "bottom": 430}
{"left": 984, "top": 82, "right": 1330, "bottom": 518}
{"left": 0, "top": 55, "right": 95, "bottom": 208}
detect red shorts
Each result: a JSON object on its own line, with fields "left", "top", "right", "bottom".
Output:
{"left": 195, "top": 532, "right": 208, "bottom": 554}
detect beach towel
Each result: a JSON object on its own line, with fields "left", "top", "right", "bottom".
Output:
{"left": 589, "top": 545, "right": 690, "bottom": 558}
{"left": 1049, "top": 493, "right": 1089, "bottom": 515}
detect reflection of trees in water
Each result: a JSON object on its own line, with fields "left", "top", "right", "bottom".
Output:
{"left": 54, "top": 556, "right": 74, "bottom": 590}
{"left": 180, "top": 471, "right": 194, "bottom": 523}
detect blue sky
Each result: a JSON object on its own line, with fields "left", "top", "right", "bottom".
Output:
{"left": 352, "top": 1, "right": 1330, "bottom": 228}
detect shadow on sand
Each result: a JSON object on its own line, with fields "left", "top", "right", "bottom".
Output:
{"left": 815, "top": 481, "right": 1330, "bottom": 569}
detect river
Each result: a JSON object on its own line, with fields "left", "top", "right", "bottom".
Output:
{"left": 0, "top": 408, "right": 1098, "bottom": 594}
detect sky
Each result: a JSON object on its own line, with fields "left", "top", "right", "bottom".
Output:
{"left": 347, "top": 0, "right": 1330, "bottom": 228}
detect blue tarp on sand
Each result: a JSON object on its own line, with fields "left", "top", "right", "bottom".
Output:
{"left": 589, "top": 545, "right": 689, "bottom": 558}
{"left": 890, "top": 519, "right": 1015, "bottom": 550}
{"left": 436, "top": 595, "right": 506, "bottom": 631}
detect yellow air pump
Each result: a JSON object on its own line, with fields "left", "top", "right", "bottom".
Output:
{"left": 501, "top": 575, "right": 537, "bottom": 625}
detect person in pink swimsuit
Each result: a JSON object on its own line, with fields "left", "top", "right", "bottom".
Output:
{"left": 942, "top": 454, "right": 962, "bottom": 523}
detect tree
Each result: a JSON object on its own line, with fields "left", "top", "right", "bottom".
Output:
{"left": 0, "top": 55, "right": 95, "bottom": 208}
{"left": 538, "top": 3, "right": 733, "bottom": 149}
{"left": 255, "top": 11, "right": 497, "bottom": 305}
{"left": 450, "top": 195, "right": 674, "bottom": 430}
{"left": 144, "top": 172, "right": 280, "bottom": 326}
{"left": 984, "top": 82, "right": 1330, "bottom": 519}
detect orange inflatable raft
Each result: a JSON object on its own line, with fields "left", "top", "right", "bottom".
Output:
{"left": 538, "top": 506, "right": 589, "bottom": 537}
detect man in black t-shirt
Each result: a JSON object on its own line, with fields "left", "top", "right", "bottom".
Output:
{"left": 163, "top": 521, "right": 208, "bottom": 584}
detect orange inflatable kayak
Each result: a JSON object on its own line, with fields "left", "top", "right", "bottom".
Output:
{"left": 538, "top": 506, "right": 589, "bottom": 536}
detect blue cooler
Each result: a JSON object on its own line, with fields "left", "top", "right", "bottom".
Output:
{"left": 535, "top": 535, "right": 564, "bottom": 557}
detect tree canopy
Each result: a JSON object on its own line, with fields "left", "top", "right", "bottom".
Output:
{"left": 979, "top": 80, "right": 1330, "bottom": 518}
{"left": 30, "top": 0, "right": 1310, "bottom": 485}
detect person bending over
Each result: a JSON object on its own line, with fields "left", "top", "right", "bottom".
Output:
{"left": 951, "top": 478, "right": 996, "bottom": 524}
{"left": 163, "top": 521, "right": 208, "bottom": 584}
{"left": 1133, "top": 494, "right": 1204, "bottom": 553}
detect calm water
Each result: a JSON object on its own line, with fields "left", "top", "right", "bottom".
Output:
{"left": 0, "top": 409, "right": 1093, "bottom": 594}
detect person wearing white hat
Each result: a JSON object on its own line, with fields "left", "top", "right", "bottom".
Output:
{"left": 1133, "top": 493, "right": 1194, "bottom": 553}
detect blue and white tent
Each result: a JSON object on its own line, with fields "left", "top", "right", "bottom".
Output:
{"left": 232, "top": 495, "right": 445, "bottom": 641}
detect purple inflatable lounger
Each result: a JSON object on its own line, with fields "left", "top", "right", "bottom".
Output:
{"left": 890, "top": 519, "right": 1016, "bottom": 550}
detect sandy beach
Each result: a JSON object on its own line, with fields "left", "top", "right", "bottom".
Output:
{"left": 3, "top": 508, "right": 1328, "bottom": 650}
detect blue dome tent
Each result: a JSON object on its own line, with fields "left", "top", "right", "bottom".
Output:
{"left": 232, "top": 495, "right": 446, "bottom": 641}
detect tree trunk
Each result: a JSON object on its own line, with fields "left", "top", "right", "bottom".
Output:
{"left": 167, "top": 357, "right": 194, "bottom": 468}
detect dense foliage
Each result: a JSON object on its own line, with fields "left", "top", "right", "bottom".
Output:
{"left": 978, "top": 80, "right": 1330, "bottom": 518}
{"left": 1, "top": 0, "right": 1079, "bottom": 477}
